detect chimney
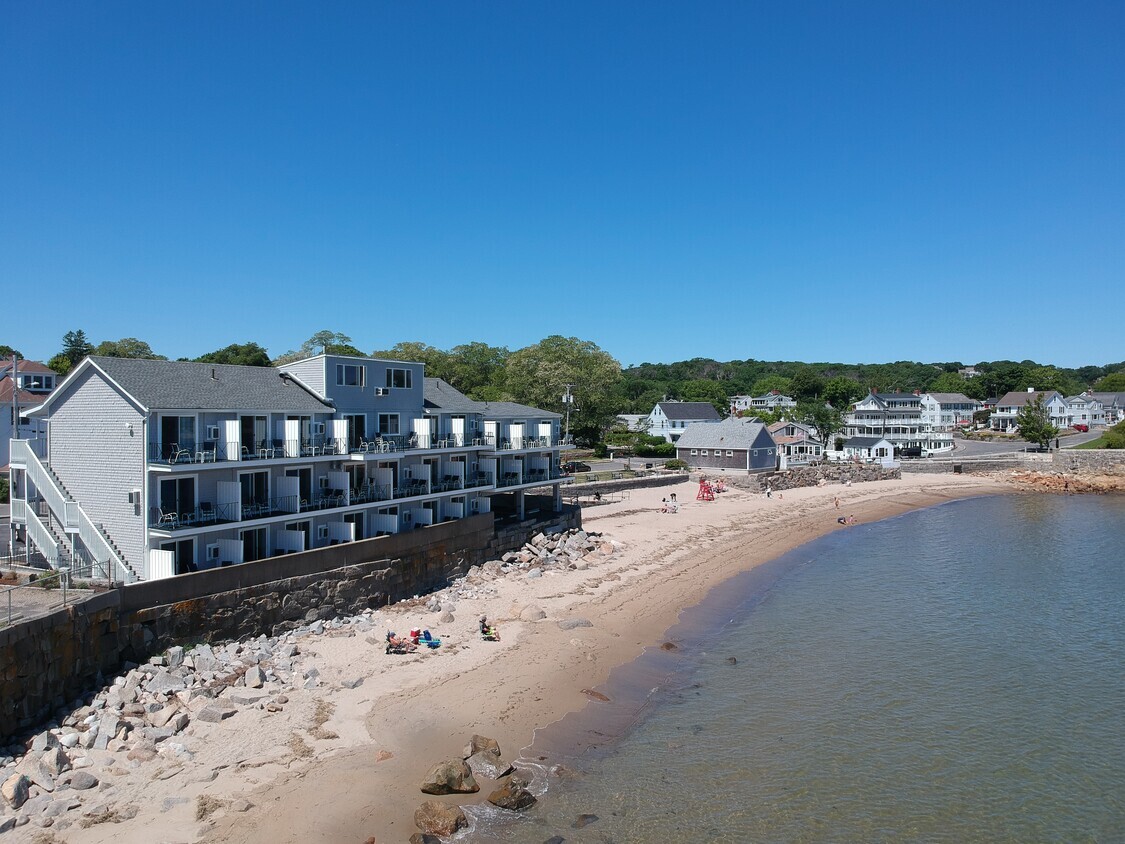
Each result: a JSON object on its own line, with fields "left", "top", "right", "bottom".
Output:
{"left": 211, "top": 368, "right": 217, "bottom": 380}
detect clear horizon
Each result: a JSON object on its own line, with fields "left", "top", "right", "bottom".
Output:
{"left": 3, "top": 2, "right": 1122, "bottom": 369}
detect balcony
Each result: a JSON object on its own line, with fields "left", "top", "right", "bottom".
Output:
{"left": 148, "top": 439, "right": 347, "bottom": 466}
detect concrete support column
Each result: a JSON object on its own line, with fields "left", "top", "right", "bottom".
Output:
{"left": 516, "top": 490, "right": 525, "bottom": 521}
{"left": 553, "top": 485, "right": 562, "bottom": 512}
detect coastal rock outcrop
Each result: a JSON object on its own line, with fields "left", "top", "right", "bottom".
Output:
{"left": 420, "top": 759, "right": 479, "bottom": 794}
{"left": 462, "top": 734, "right": 501, "bottom": 758}
{"left": 414, "top": 801, "right": 468, "bottom": 836}
{"left": 487, "top": 775, "right": 537, "bottom": 811}
{"left": 466, "top": 750, "right": 513, "bottom": 780}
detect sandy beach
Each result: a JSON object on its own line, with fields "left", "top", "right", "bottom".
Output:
{"left": 19, "top": 472, "right": 1010, "bottom": 844}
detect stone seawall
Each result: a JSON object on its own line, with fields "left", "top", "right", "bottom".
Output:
{"left": 704, "top": 464, "right": 901, "bottom": 491}
{"left": 899, "top": 450, "right": 1125, "bottom": 476}
{"left": 0, "top": 509, "right": 580, "bottom": 745}
{"left": 1052, "top": 449, "right": 1125, "bottom": 474}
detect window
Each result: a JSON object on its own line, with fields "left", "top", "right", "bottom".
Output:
{"left": 690, "top": 449, "right": 698, "bottom": 455}
{"left": 336, "top": 364, "right": 366, "bottom": 387}
{"left": 241, "top": 527, "right": 268, "bottom": 562}
{"left": 385, "top": 368, "right": 413, "bottom": 389}
{"left": 378, "top": 413, "right": 399, "bottom": 434}
{"left": 701, "top": 450, "right": 709, "bottom": 456}
{"left": 726, "top": 450, "right": 734, "bottom": 457}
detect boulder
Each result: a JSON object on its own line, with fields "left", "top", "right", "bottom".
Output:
{"left": 519, "top": 605, "right": 547, "bottom": 622}
{"left": 466, "top": 750, "right": 513, "bottom": 780}
{"left": 439, "top": 612, "right": 455, "bottom": 624}
{"left": 409, "top": 834, "right": 443, "bottom": 844}
{"left": 166, "top": 645, "right": 185, "bottom": 668}
{"left": 67, "top": 771, "right": 99, "bottom": 790}
{"left": 148, "top": 704, "right": 180, "bottom": 728}
{"left": 558, "top": 618, "right": 592, "bottom": 630}
{"left": 487, "top": 776, "right": 537, "bottom": 811}
{"left": 1, "top": 773, "right": 30, "bottom": 810}
{"left": 245, "top": 666, "right": 266, "bottom": 688}
{"left": 40, "top": 746, "right": 71, "bottom": 777}
{"left": 419, "top": 759, "right": 479, "bottom": 795}
{"left": 414, "top": 801, "right": 467, "bottom": 836}
{"left": 462, "top": 734, "right": 501, "bottom": 759}
{"left": 196, "top": 703, "right": 236, "bottom": 723}
{"left": 147, "top": 671, "right": 186, "bottom": 695}
{"left": 16, "top": 757, "right": 55, "bottom": 792}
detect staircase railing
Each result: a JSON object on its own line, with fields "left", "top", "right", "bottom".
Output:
{"left": 11, "top": 440, "right": 79, "bottom": 531}
{"left": 24, "top": 508, "right": 59, "bottom": 567}
{"left": 77, "top": 511, "right": 138, "bottom": 584}
{"left": 10, "top": 438, "right": 139, "bottom": 584}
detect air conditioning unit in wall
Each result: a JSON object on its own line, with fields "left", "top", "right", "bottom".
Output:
{"left": 207, "top": 544, "right": 220, "bottom": 560}
{"left": 207, "top": 425, "right": 221, "bottom": 440}
{"left": 374, "top": 388, "right": 389, "bottom": 396}
{"left": 312, "top": 422, "right": 325, "bottom": 436}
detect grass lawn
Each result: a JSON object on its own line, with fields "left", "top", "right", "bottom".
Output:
{"left": 1073, "top": 436, "right": 1108, "bottom": 449}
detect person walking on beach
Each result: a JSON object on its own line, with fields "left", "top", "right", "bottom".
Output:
{"left": 765, "top": 485, "right": 772, "bottom": 499}
{"left": 834, "top": 496, "right": 840, "bottom": 509}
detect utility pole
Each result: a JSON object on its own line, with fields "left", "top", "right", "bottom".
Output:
{"left": 9, "top": 354, "right": 18, "bottom": 559}
{"left": 562, "top": 383, "right": 575, "bottom": 443}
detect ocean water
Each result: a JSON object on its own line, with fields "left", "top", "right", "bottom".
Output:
{"left": 466, "top": 494, "right": 1125, "bottom": 843}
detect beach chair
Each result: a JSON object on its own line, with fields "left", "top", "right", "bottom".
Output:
{"left": 385, "top": 631, "right": 416, "bottom": 654}
{"left": 419, "top": 629, "right": 441, "bottom": 648}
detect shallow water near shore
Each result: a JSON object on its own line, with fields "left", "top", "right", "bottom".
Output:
{"left": 467, "top": 494, "right": 1125, "bottom": 842}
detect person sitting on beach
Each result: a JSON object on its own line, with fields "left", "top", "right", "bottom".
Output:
{"left": 837, "top": 516, "right": 848, "bottom": 525}
{"left": 847, "top": 514, "right": 857, "bottom": 525}
{"left": 386, "top": 631, "right": 417, "bottom": 653}
{"left": 480, "top": 616, "right": 500, "bottom": 641}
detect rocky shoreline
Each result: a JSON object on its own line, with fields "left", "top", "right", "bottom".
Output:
{"left": 0, "top": 528, "right": 618, "bottom": 839}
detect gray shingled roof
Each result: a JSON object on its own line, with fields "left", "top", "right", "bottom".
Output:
{"left": 925, "top": 393, "right": 978, "bottom": 404}
{"left": 87, "top": 357, "right": 333, "bottom": 412}
{"left": 996, "top": 390, "right": 1062, "bottom": 408}
{"left": 424, "top": 378, "right": 560, "bottom": 419}
{"left": 675, "top": 417, "right": 773, "bottom": 450}
{"left": 657, "top": 401, "right": 722, "bottom": 421}
{"left": 843, "top": 436, "right": 891, "bottom": 448}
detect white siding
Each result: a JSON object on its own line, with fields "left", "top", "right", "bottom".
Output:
{"left": 47, "top": 368, "right": 146, "bottom": 576}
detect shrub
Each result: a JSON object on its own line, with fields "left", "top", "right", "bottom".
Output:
{"left": 1104, "top": 420, "right": 1125, "bottom": 449}
{"left": 664, "top": 459, "right": 688, "bottom": 471}
{"left": 0, "top": 475, "right": 7, "bottom": 504}
{"left": 593, "top": 442, "right": 608, "bottom": 458}
{"left": 636, "top": 442, "right": 676, "bottom": 457}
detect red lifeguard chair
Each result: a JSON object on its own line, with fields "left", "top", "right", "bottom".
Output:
{"left": 697, "top": 478, "right": 715, "bottom": 501}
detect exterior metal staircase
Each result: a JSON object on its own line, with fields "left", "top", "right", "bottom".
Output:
{"left": 10, "top": 439, "right": 142, "bottom": 584}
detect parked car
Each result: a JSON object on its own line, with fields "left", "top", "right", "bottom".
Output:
{"left": 1073, "top": 423, "right": 1089, "bottom": 432}
{"left": 562, "top": 461, "right": 591, "bottom": 474}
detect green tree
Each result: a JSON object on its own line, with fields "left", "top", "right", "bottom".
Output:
{"left": 1095, "top": 372, "right": 1125, "bottom": 392}
{"left": 1015, "top": 393, "right": 1059, "bottom": 450}
{"left": 749, "top": 375, "right": 793, "bottom": 397}
{"left": 501, "top": 336, "right": 622, "bottom": 445}
{"left": 676, "top": 379, "right": 731, "bottom": 415}
{"left": 61, "top": 329, "right": 94, "bottom": 367}
{"left": 195, "top": 342, "right": 272, "bottom": 367}
{"left": 446, "top": 342, "right": 510, "bottom": 398}
{"left": 927, "top": 371, "right": 972, "bottom": 395}
{"left": 1022, "top": 366, "right": 1081, "bottom": 397}
{"left": 790, "top": 366, "right": 826, "bottom": 401}
{"left": 822, "top": 376, "right": 864, "bottom": 409}
{"left": 0, "top": 344, "right": 22, "bottom": 359}
{"left": 798, "top": 401, "right": 845, "bottom": 452}
{"left": 47, "top": 354, "right": 72, "bottom": 376}
{"left": 92, "top": 338, "right": 165, "bottom": 359}
{"left": 274, "top": 330, "right": 363, "bottom": 364}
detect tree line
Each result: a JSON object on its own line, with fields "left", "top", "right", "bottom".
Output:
{"left": 6, "top": 330, "right": 1124, "bottom": 447}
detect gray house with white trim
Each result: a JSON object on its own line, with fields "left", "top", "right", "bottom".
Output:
{"left": 675, "top": 417, "right": 778, "bottom": 473}
{"left": 646, "top": 401, "right": 722, "bottom": 443}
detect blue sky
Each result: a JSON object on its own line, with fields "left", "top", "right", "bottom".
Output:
{"left": 3, "top": 1, "right": 1122, "bottom": 369}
